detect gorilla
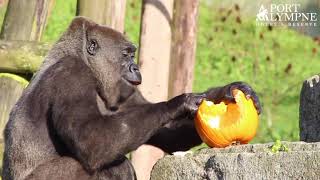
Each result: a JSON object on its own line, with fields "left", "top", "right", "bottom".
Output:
{"left": 2, "top": 17, "right": 261, "bottom": 180}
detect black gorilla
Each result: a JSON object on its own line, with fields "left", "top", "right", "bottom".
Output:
{"left": 2, "top": 17, "right": 261, "bottom": 180}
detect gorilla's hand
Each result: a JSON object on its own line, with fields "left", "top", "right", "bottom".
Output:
{"left": 182, "top": 93, "right": 206, "bottom": 114}
{"left": 167, "top": 93, "right": 205, "bottom": 119}
{"left": 206, "top": 81, "right": 261, "bottom": 114}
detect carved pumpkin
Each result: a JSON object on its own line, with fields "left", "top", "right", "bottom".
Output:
{"left": 195, "top": 89, "right": 259, "bottom": 148}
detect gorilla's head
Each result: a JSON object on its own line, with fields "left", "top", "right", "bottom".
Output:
{"left": 64, "top": 17, "right": 141, "bottom": 109}
{"left": 84, "top": 23, "right": 141, "bottom": 86}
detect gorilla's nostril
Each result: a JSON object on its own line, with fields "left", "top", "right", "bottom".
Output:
{"left": 110, "top": 106, "right": 118, "bottom": 111}
{"left": 133, "top": 67, "right": 139, "bottom": 72}
{"left": 129, "top": 64, "right": 139, "bottom": 73}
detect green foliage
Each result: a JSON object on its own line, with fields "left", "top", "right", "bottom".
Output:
{"left": 0, "top": 3, "right": 7, "bottom": 29}
{"left": 42, "top": 0, "right": 141, "bottom": 44}
{"left": 194, "top": 3, "right": 320, "bottom": 143}
{"left": 42, "top": 0, "right": 77, "bottom": 42}
{"left": 124, "top": 0, "right": 142, "bottom": 45}
{"left": 270, "top": 140, "right": 289, "bottom": 153}
{"left": 39, "top": 0, "right": 320, "bottom": 143}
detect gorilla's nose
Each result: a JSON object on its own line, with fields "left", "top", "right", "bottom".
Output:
{"left": 129, "top": 64, "right": 140, "bottom": 73}
{"left": 126, "top": 63, "right": 142, "bottom": 85}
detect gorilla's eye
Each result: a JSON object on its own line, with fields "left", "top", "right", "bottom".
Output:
{"left": 122, "top": 51, "right": 135, "bottom": 61}
{"left": 122, "top": 49, "right": 135, "bottom": 59}
{"left": 122, "top": 50, "right": 129, "bottom": 58}
{"left": 87, "top": 39, "right": 98, "bottom": 55}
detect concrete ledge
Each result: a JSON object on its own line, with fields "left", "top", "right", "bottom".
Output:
{"left": 150, "top": 142, "right": 320, "bottom": 180}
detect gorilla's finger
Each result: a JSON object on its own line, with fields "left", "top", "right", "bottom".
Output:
{"left": 230, "top": 82, "right": 251, "bottom": 97}
{"left": 230, "top": 82, "right": 262, "bottom": 115}
{"left": 250, "top": 93, "right": 262, "bottom": 114}
{"left": 183, "top": 94, "right": 205, "bottom": 115}
{"left": 224, "top": 91, "right": 236, "bottom": 103}
{"left": 195, "top": 94, "right": 206, "bottom": 106}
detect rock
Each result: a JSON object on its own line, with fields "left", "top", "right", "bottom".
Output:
{"left": 150, "top": 142, "right": 320, "bottom": 180}
{"left": 300, "top": 75, "right": 320, "bottom": 142}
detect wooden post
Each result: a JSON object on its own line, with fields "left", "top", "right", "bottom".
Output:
{"left": 168, "top": 0, "right": 199, "bottom": 98}
{"left": 76, "top": 0, "right": 127, "bottom": 32}
{"left": 0, "top": 40, "right": 51, "bottom": 73}
{"left": 300, "top": 74, "right": 320, "bottom": 142}
{"left": 0, "top": 0, "right": 52, "bottom": 142}
{"left": 137, "top": 0, "right": 173, "bottom": 102}
{"left": 132, "top": 0, "right": 174, "bottom": 180}
{"left": 0, "top": 0, "right": 8, "bottom": 7}
{"left": 0, "top": 0, "right": 54, "bottom": 41}
{"left": 0, "top": 73, "right": 28, "bottom": 141}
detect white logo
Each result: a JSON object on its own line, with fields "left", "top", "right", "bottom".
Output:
{"left": 256, "top": 5, "right": 268, "bottom": 21}
{"left": 256, "top": 4, "right": 318, "bottom": 27}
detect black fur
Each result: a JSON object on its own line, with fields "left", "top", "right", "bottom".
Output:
{"left": 2, "top": 17, "right": 261, "bottom": 180}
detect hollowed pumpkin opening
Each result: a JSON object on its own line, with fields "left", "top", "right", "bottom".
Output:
{"left": 195, "top": 89, "right": 259, "bottom": 148}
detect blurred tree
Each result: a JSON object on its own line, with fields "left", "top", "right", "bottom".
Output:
{"left": 77, "top": 0, "right": 126, "bottom": 32}
{"left": 0, "top": 0, "right": 54, "bottom": 41}
{"left": 0, "top": 0, "right": 7, "bottom": 7}
{"left": 132, "top": 0, "right": 173, "bottom": 180}
{"left": 168, "top": 0, "right": 199, "bottom": 98}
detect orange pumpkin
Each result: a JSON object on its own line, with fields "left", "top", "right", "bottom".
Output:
{"left": 194, "top": 89, "right": 259, "bottom": 148}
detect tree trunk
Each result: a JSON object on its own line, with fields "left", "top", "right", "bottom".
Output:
{"left": 132, "top": 0, "right": 174, "bottom": 180}
{"left": 76, "top": 0, "right": 127, "bottom": 32}
{"left": 299, "top": 74, "right": 320, "bottom": 142}
{"left": 0, "top": 0, "right": 54, "bottom": 41}
{"left": 137, "top": 0, "right": 173, "bottom": 102}
{"left": 130, "top": 145, "right": 165, "bottom": 180}
{"left": 0, "top": 73, "right": 28, "bottom": 141}
{"left": 168, "top": 0, "right": 199, "bottom": 98}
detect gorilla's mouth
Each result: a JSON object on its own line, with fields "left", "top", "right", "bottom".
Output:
{"left": 122, "top": 63, "right": 142, "bottom": 86}
{"left": 123, "top": 77, "right": 141, "bottom": 86}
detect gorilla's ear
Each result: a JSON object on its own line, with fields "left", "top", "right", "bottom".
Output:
{"left": 65, "top": 17, "right": 99, "bottom": 58}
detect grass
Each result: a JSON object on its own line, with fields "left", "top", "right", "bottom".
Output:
{"left": 194, "top": 2, "right": 320, "bottom": 143}
{"left": 26, "top": 0, "right": 320, "bottom": 143}
{"left": 42, "top": 0, "right": 77, "bottom": 42}
{"left": 0, "top": 0, "right": 318, "bottom": 176}
{"left": 123, "top": 1, "right": 320, "bottom": 143}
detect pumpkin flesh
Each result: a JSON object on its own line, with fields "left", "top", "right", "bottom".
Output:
{"left": 195, "top": 89, "right": 259, "bottom": 148}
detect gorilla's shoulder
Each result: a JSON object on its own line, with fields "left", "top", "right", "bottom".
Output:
{"left": 34, "top": 56, "right": 96, "bottom": 95}
{"left": 45, "top": 56, "right": 90, "bottom": 77}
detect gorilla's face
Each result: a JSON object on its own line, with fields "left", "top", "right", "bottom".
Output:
{"left": 84, "top": 24, "right": 141, "bottom": 86}
{"left": 82, "top": 21, "right": 142, "bottom": 109}
{"left": 119, "top": 44, "right": 142, "bottom": 85}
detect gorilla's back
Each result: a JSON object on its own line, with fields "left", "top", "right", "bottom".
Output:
{"left": 2, "top": 56, "right": 97, "bottom": 180}
{"left": 2, "top": 69, "right": 62, "bottom": 180}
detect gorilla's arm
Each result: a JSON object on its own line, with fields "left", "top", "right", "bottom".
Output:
{"left": 146, "top": 119, "right": 202, "bottom": 153}
{"left": 146, "top": 82, "right": 261, "bottom": 153}
{"left": 52, "top": 92, "right": 202, "bottom": 172}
